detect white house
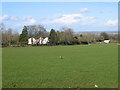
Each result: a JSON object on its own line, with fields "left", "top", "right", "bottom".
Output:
{"left": 28, "top": 38, "right": 37, "bottom": 45}
{"left": 42, "top": 37, "right": 49, "bottom": 44}
{"left": 33, "top": 38, "right": 37, "bottom": 44}
{"left": 28, "top": 37, "right": 49, "bottom": 45}
{"left": 28, "top": 38, "right": 32, "bottom": 44}
{"left": 104, "top": 40, "right": 110, "bottom": 44}
{"left": 38, "top": 37, "right": 43, "bottom": 44}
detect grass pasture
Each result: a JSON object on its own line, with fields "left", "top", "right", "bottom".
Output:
{"left": 2, "top": 44, "right": 118, "bottom": 88}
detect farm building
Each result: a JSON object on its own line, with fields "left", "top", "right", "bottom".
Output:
{"left": 104, "top": 40, "right": 110, "bottom": 44}
{"left": 28, "top": 37, "right": 49, "bottom": 45}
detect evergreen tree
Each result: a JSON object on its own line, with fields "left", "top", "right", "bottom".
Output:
{"left": 100, "top": 32, "right": 109, "bottom": 40}
{"left": 49, "top": 29, "right": 58, "bottom": 45}
{"left": 80, "top": 34, "right": 83, "bottom": 37}
{"left": 19, "top": 26, "right": 28, "bottom": 43}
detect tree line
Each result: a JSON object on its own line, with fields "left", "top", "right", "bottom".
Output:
{"left": 1, "top": 24, "right": 118, "bottom": 47}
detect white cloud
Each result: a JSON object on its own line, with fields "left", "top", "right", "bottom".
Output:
{"left": 0, "top": 14, "right": 18, "bottom": 21}
{"left": 0, "top": 14, "right": 10, "bottom": 21}
{"left": 28, "top": 18, "right": 36, "bottom": 24}
{"left": 23, "top": 16, "right": 36, "bottom": 24}
{"left": 42, "top": 13, "right": 96, "bottom": 25}
{"left": 53, "top": 14, "right": 84, "bottom": 24}
{"left": 80, "top": 8, "right": 89, "bottom": 12}
{"left": 42, "top": 14, "right": 82, "bottom": 24}
{"left": 14, "top": 16, "right": 37, "bottom": 27}
{"left": 105, "top": 19, "right": 118, "bottom": 26}
{"left": 14, "top": 23, "right": 22, "bottom": 27}
{"left": 10, "top": 16, "right": 18, "bottom": 20}
{"left": 23, "top": 16, "right": 33, "bottom": 20}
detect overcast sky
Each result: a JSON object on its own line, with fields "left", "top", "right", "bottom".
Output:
{"left": 1, "top": 2, "right": 118, "bottom": 33}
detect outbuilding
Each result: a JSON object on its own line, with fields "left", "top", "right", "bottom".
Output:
{"left": 104, "top": 40, "right": 110, "bottom": 44}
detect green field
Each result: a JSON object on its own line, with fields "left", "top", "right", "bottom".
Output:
{"left": 2, "top": 44, "right": 118, "bottom": 88}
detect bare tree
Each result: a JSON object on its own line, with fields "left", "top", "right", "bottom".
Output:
{"left": 7, "top": 28, "right": 13, "bottom": 45}
{"left": 80, "top": 33, "right": 96, "bottom": 43}
{"left": 27, "top": 25, "right": 48, "bottom": 38}
{"left": 60, "top": 27, "right": 74, "bottom": 44}
{"left": 2, "top": 26, "right": 20, "bottom": 46}
{"left": 0, "top": 23, "right": 4, "bottom": 45}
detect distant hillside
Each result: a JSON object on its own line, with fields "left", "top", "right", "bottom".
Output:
{"left": 76, "top": 31, "right": 118, "bottom": 34}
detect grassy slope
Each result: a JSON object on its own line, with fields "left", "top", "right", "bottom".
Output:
{"left": 2, "top": 44, "right": 118, "bottom": 88}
